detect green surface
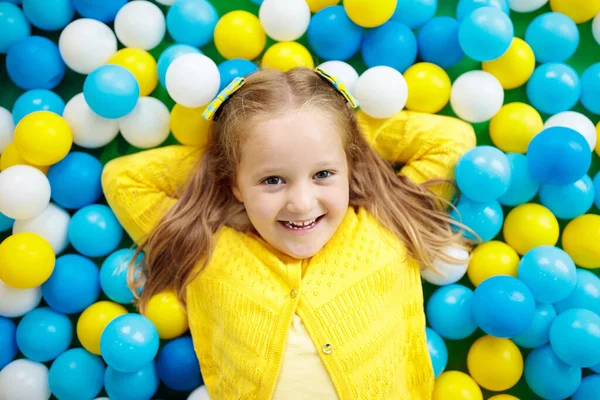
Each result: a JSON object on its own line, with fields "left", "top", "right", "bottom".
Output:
{"left": 1, "top": 0, "right": 600, "bottom": 399}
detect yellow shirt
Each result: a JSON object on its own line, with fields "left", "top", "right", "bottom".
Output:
{"left": 101, "top": 110, "right": 475, "bottom": 399}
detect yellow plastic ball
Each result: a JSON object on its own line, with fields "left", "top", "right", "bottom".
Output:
{"left": 467, "top": 336, "right": 523, "bottom": 391}
{"left": 482, "top": 38, "right": 535, "bottom": 90}
{"left": 550, "top": 0, "right": 600, "bottom": 23}
{"left": 145, "top": 291, "right": 189, "bottom": 339}
{"left": 433, "top": 371, "right": 483, "bottom": 400}
{"left": 468, "top": 241, "right": 520, "bottom": 287}
{"left": 344, "top": 0, "right": 396, "bottom": 28}
{"left": 489, "top": 103, "right": 543, "bottom": 154}
{"left": 503, "top": 204, "right": 559, "bottom": 255}
{"left": 562, "top": 214, "right": 600, "bottom": 269}
{"left": 170, "top": 104, "right": 210, "bottom": 147}
{"left": 404, "top": 62, "right": 451, "bottom": 113}
{"left": 306, "top": 0, "right": 340, "bottom": 13}
{"left": 595, "top": 121, "right": 600, "bottom": 158}
{"left": 489, "top": 395, "right": 520, "bottom": 400}
{"left": 214, "top": 11, "right": 266, "bottom": 60}
{"left": 14, "top": 111, "right": 72, "bottom": 166}
{"left": 262, "top": 42, "right": 314, "bottom": 72}
{"left": 108, "top": 48, "right": 158, "bottom": 97}
{"left": 77, "top": 301, "right": 128, "bottom": 355}
{"left": 0, "top": 232, "right": 55, "bottom": 289}
{"left": 0, "top": 142, "right": 49, "bottom": 174}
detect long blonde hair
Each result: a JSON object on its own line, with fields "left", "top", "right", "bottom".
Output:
{"left": 129, "top": 68, "right": 471, "bottom": 314}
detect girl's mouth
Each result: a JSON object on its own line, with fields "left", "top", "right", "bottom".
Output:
{"left": 278, "top": 215, "right": 326, "bottom": 233}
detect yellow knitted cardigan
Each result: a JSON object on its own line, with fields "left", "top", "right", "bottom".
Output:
{"left": 101, "top": 110, "right": 475, "bottom": 399}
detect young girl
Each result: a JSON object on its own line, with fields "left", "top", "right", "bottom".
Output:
{"left": 102, "top": 67, "right": 475, "bottom": 399}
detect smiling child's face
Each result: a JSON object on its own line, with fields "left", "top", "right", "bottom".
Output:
{"left": 231, "top": 109, "right": 350, "bottom": 260}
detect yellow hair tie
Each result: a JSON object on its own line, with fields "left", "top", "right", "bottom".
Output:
{"left": 314, "top": 67, "right": 359, "bottom": 109}
{"left": 202, "top": 77, "right": 246, "bottom": 121}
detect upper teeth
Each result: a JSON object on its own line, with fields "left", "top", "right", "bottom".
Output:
{"left": 288, "top": 218, "right": 316, "bottom": 226}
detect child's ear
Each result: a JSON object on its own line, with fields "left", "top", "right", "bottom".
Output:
{"left": 231, "top": 182, "right": 243, "bottom": 203}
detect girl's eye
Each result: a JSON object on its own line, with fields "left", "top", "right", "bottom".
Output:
{"left": 263, "top": 176, "right": 283, "bottom": 185}
{"left": 261, "top": 171, "right": 334, "bottom": 185}
{"left": 315, "top": 170, "right": 333, "bottom": 179}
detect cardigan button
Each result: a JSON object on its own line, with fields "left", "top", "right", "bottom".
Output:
{"left": 290, "top": 288, "right": 299, "bottom": 298}
{"left": 323, "top": 343, "right": 333, "bottom": 354}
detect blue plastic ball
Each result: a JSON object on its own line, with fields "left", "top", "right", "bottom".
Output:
{"left": 594, "top": 171, "right": 600, "bottom": 210}
{"left": 0, "top": 2, "right": 30, "bottom": 54}
{"left": 105, "top": 362, "right": 160, "bottom": 400}
{"left": 100, "top": 314, "right": 159, "bottom": 373}
{"left": 68, "top": 204, "right": 124, "bottom": 258}
{"left": 425, "top": 327, "right": 447, "bottom": 378}
{"left": 539, "top": 174, "right": 595, "bottom": 220}
{"left": 472, "top": 275, "right": 536, "bottom": 338}
{"left": 498, "top": 153, "right": 540, "bottom": 207}
{"left": 22, "top": 0, "right": 74, "bottom": 31}
{"left": 157, "top": 336, "right": 203, "bottom": 391}
{"left": 391, "top": 0, "right": 437, "bottom": 29}
{"left": 83, "top": 65, "right": 140, "bottom": 119}
{"left": 458, "top": 6, "right": 513, "bottom": 62}
{"left": 580, "top": 62, "right": 600, "bottom": 115}
{"left": 48, "top": 348, "right": 105, "bottom": 400}
{"left": 518, "top": 246, "right": 577, "bottom": 304}
{"left": 554, "top": 269, "right": 600, "bottom": 316}
{"left": 450, "top": 197, "right": 503, "bottom": 242}
{"left": 71, "top": 0, "right": 126, "bottom": 23}
{"left": 217, "top": 59, "right": 259, "bottom": 92}
{"left": 426, "top": 284, "right": 478, "bottom": 340}
{"left": 527, "top": 126, "right": 591, "bottom": 185}
{"left": 48, "top": 152, "right": 103, "bottom": 210}
{"left": 525, "top": 12, "right": 579, "bottom": 63}
{"left": 592, "top": 363, "right": 600, "bottom": 373}
{"left": 455, "top": 0, "right": 509, "bottom": 21}
{"left": 157, "top": 44, "right": 202, "bottom": 88}
{"left": 166, "top": 0, "right": 218, "bottom": 48}
{"left": 512, "top": 303, "right": 556, "bottom": 349}
{"left": 455, "top": 145, "right": 511, "bottom": 202}
{"left": 42, "top": 254, "right": 101, "bottom": 314}
{"left": 16, "top": 307, "right": 72, "bottom": 362}
{"left": 573, "top": 375, "right": 600, "bottom": 400}
{"left": 307, "top": 5, "right": 364, "bottom": 61}
{"left": 550, "top": 308, "right": 600, "bottom": 368}
{"left": 0, "top": 212, "right": 14, "bottom": 232}
{"left": 0, "top": 317, "right": 17, "bottom": 369}
{"left": 417, "top": 17, "right": 464, "bottom": 69}
{"left": 100, "top": 249, "right": 144, "bottom": 304}
{"left": 361, "top": 21, "right": 417, "bottom": 73}
{"left": 524, "top": 344, "right": 582, "bottom": 400}
{"left": 526, "top": 63, "right": 580, "bottom": 115}
{"left": 12, "top": 89, "right": 65, "bottom": 124}
{"left": 6, "top": 36, "right": 65, "bottom": 90}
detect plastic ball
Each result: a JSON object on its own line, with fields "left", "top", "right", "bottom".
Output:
{"left": 402, "top": 63, "right": 450, "bottom": 113}
{"left": 527, "top": 126, "right": 591, "bottom": 185}
{"left": 595, "top": 171, "right": 600, "bottom": 209}
{"left": 544, "top": 111, "right": 596, "bottom": 152}
{"left": 482, "top": 37, "right": 535, "bottom": 89}
{"left": 0, "top": 279, "right": 41, "bottom": 318}
{"left": 0, "top": 106, "right": 14, "bottom": 152}
{"left": 157, "top": 45, "right": 201, "bottom": 89}
{"left": 455, "top": 146, "right": 511, "bottom": 202}
{"left": 166, "top": 0, "right": 218, "bottom": 48}
{"left": 58, "top": 19, "right": 117, "bottom": 75}
{"left": 305, "top": 0, "right": 339, "bottom": 12}
{"left": 353, "top": 66, "right": 408, "bottom": 119}
{"left": 488, "top": 395, "right": 519, "bottom": 400}
{"left": 456, "top": 0, "right": 510, "bottom": 21}
{"left": 42, "top": 254, "right": 101, "bottom": 314}
{"left": 562, "top": 214, "right": 600, "bottom": 269}
{"left": 580, "top": 63, "right": 600, "bottom": 115}
{"left": 14, "top": 111, "right": 72, "bottom": 166}
{"left": 450, "top": 70, "right": 504, "bottom": 123}
{"left": 0, "top": 165, "right": 51, "bottom": 219}
{"left": 426, "top": 284, "right": 478, "bottom": 340}
{"left": 432, "top": 371, "right": 483, "bottom": 400}
{"left": 539, "top": 175, "right": 595, "bottom": 220}
{"left": 214, "top": 10, "right": 266, "bottom": 60}
{"left": 0, "top": 142, "right": 48, "bottom": 174}
{"left": 307, "top": 6, "right": 364, "bottom": 61}
{"left": 549, "top": 0, "right": 600, "bottom": 24}
{"left": 119, "top": 97, "right": 170, "bottom": 149}
{"left": 595, "top": 12, "right": 600, "bottom": 45}
{"left": 425, "top": 327, "right": 447, "bottom": 378}
{"left": 100, "top": 249, "right": 143, "bottom": 304}
{"left": 0, "top": 232, "right": 54, "bottom": 289}
{"left": 391, "top": 0, "right": 437, "bottom": 29}
{"left": 114, "top": 0, "right": 165, "bottom": 50}
{"left": 0, "top": 317, "right": 17, "bottom": 369}
{"left": 48, "top": 152, "right": 103, "bottom": 210}
{"left": 490, "top": 103, "right": 542, "bottom": 153}
{"left": 170, "top": 104, "right": 211, "bottom": 147}
{"left": 48, "top": 348, "right": 105, "bottom": 400}
{"left": 573, "top": 375, "right": 600, "bottom": 400}
{"left": 188, "top": 385, "right": 211, "bottom": 400}
{"left": 497, "top": 153, "right": 540, "bottom": 206}
{"left": 104, "top": 362, "right": 160, "bottom": 400}
{"left": 218, "top": 58, "right": 259, "bottom": 91}
{"left": 62, "top": 93, "right": 120, "bottom": 148}
{"left": 554, "top": 269, "right": 600, "bottom": 315}
{"left": 259, "top": 0, "right": 311, "bottom": 41}
{"left": 421, "top": 245, "right": 469, "bottom": 286}
{"left": 0, "top": 359, "right": 51, "bottom": 400}
{"left": 157, "top": 336, "right": 203, "bottom": 391}
{"left": 262, "top": 41, "right": 314, "bottom": 72}
{"left": 467, "top": 240, "right": 519, "bottom": 287}
{"left": 417, "top": 17, "right": 464, "bottom": 69}
{"left": 0, "top": 3, "right": 30, "bottom": 54}
{"left": 84, "top": 64, "right": 140, "bottom": 119}
{"left": 166, "top": 53, "right": 220, "bottom": 108}
{"left": 6, "top": 35, "right": 65, "bottom": 90}
{"left": 77, "top": 301, "right": 128, "bottom": 355}
{"left": 524, "top": 344, "right": 581, "bottom": 399}
{"left": 467, "top": 335, "right": 523, "bottom": 391}
{"left": 71, "top": 0, "right": 126, "bottom": 23}
{"left": 513, "top": 303, "right": 556, "bottom": 350}
{"left": 508, "top": 0, "right": 548, "bottom": 12}
{"left": 12, "top": 89, "right": 64, "bottom": 125}
{"left": 22, "top": 0, "right": 74, "bottom": 31}
{"left": 361, "top": 21, "right": 417, "bottom": 73}
{"left": 316, "top": 61, "right": 359, "bottom": 93}
{"left": 344, "top": 0, "right": 396, "bottom": 28}
{"left": 525, "top": 12, "right": 579, "bottom": 63}
{"left": 550, "top": 308, "right": 600, "bottom": 367}
{"left": 108, "top": 48, "right": 158, "bottom": 98}
{"left": 503, "top": 203, "right": 559, "bottom": 255}
{"left": 16, "top": 306, "right": 72, "bottom": 362}
{"left": 68, "top": 204, "right": 123, "bottom": 258}
{"left": 450, "top": 197, "right": 504, "bottom": 242}
{"left": 146, "top": 291, "right": 189, "bottom": 340}
{"left": 100, "top": 313, "right": 160, "bottom": 373}
{"left": 0, "top": 212, "right": 14, "bottom": 232}
{"left": 13, "top": 202, "right": 70, "bottom": 254}
{"left": 458, "top": 6, "right": 514, "bottom": 62}
{"left": 526, "top": 62, "right": 580, "bottom": 115}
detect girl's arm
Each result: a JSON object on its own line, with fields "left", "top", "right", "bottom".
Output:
{"left": 356, "top": 110, "right": 476, "bottom": 201}
{"left": 101, "top": 145, "right": 204, "bottom": 244}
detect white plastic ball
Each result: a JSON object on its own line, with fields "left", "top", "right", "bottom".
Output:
{"left": 166, "top": 53, "right": 220, "bottom": 108}
{"left": 317, "top": 61, "right": 360, "bottom": 94}
{"left": 544, "top": 111, "right": 597, "bottom": 151}
{"left": 450, "top": 70, "right": 504, "bottom": 123}
{"left": 114, "top": 1, "right": 166, "bottom": 51}
{"left": 507, "top": 0, "right": 548, "bottom": 12}
{"left": 354, "top": 66, "right": 408, "bottom": 119}
{"left": 0, "top": 359, "right": 51, "bottom": 400}
{"left": 0, "top": 165, "right": 51, "bottom": 220}
{"left": 0, "top": 279, "right": 42, "bottom": 318}
{"left": 62, "top": 93, "right": 120, "bottom": 148}
{"left": 13, "top": 203, "right": 70, "bottom": 255}
{"left": 59, "top": 19, "right": 118, "bottom": 75}
{"left": 0, "top": 106, "right": 14, "bottom": 153}
{"left": 594, "top": 12, "right": 600, "bottom": 46}
{"left": 188, "top": 385, "right": 211, "bottom": 400}
{"left": 119, "top": 97, "right": 170, "bottom": 149}
{"left": 421, "top": 246, "right": 470, "bottom": 286}
{"left": 259, "top": 0, "right": 311, "bottom": 41}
